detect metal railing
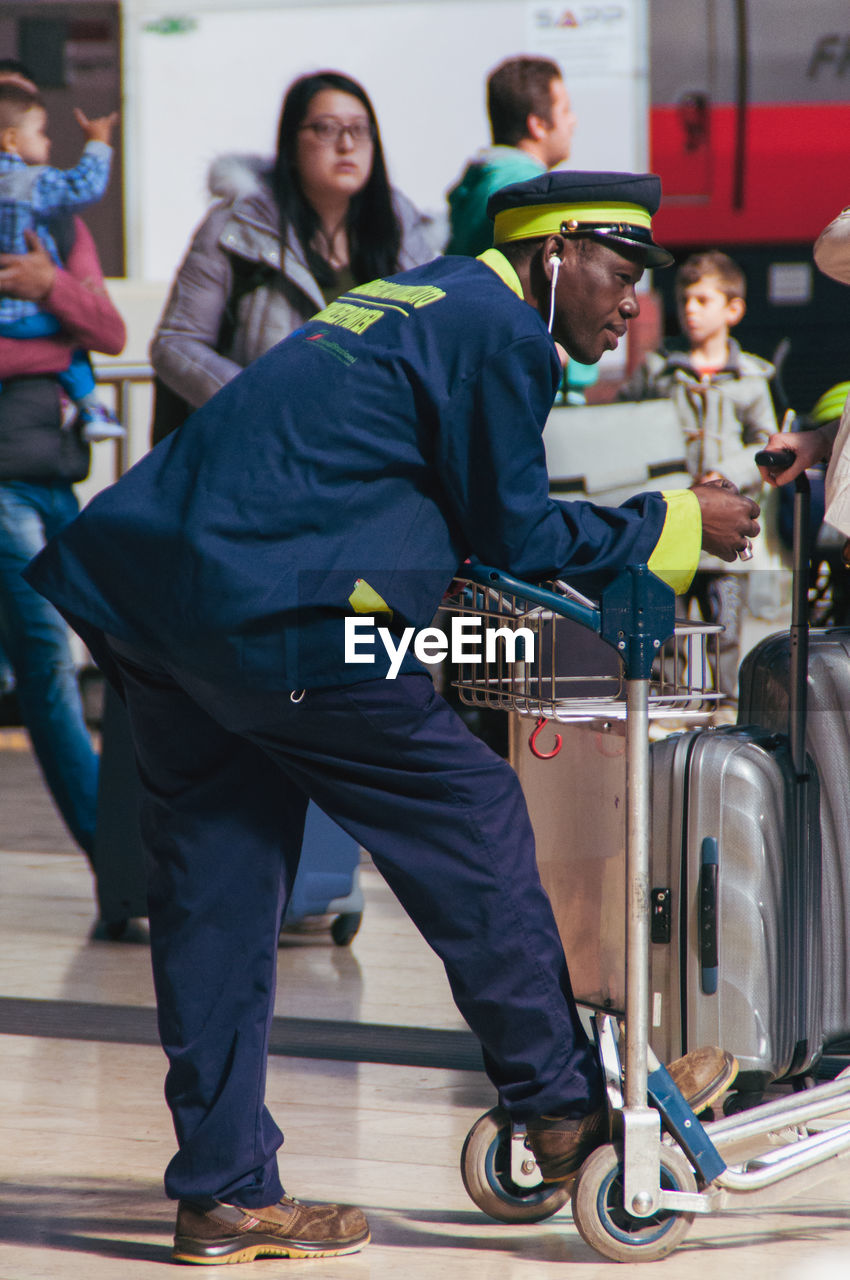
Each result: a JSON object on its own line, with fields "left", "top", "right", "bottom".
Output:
{"left": 93, "top": 359, "right": 154, "bottom": 479}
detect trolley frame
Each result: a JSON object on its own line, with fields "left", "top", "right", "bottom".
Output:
{"left": 447, "top": 552, "right": 850, "bottom": 1259}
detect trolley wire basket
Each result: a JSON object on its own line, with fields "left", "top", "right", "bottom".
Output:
{"left": 442, "top": 569, "right": 723, "bottom": 723}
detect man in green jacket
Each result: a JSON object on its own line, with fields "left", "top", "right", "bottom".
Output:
{"left": 446, "top": 56, "right": 576, "bottom": 256}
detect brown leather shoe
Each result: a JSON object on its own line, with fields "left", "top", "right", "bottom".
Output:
{"left": 526, "top": 1045, "right": 739, "bottom": 1184}
{"left": 172, "top": 1195, "right": 370, "bottom": 1264}
{"left": 525, "top": 1106, "right": 608, "bottom": 1184}
{"left": 666, "top": 1045, "right": 738, "bottom": 1113}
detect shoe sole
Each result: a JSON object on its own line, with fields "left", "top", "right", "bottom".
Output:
{"left": 172, "top": 1228, "right": 370, "bottom": 1264}
{"left": 683, "top": 1053, "right": 739, "bottom": 1114}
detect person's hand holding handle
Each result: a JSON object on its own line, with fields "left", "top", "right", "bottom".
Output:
{"left": 755, "top": 446, "right": 798, "bottom": 475}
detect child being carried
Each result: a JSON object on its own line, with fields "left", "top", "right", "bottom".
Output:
{"left": 0, "top": 82, "right": 122, "bottom": 442}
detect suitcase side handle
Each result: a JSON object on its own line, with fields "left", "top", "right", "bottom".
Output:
{"left": 699, "top": 837, "right": 719, "bottom": 995}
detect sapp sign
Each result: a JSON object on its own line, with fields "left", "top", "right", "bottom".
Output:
{"left": 532, "top": 5, "right": 628, "bottom": 29}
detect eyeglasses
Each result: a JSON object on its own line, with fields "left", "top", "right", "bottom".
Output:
{"left": 299, "top": 117, "right": 375, "bottom": 146}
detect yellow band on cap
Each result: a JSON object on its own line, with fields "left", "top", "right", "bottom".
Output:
{"left": 493, "top": 200, "right": 653, "bottom": 244}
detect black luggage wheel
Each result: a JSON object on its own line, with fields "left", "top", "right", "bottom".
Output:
{"left": 331, "top": 912, "right": 363, "bottom": 946}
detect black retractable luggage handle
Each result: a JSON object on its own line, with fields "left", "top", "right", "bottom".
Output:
{"left": 755, "top": 448, "right": 813, "bottom": 1053}
{"left": 754, "top": 448, "right": 810, "bottom": 776}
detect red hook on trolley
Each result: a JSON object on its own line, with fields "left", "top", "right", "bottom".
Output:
{"left": 529, "top": 717, "right": 562, "bottom": 759}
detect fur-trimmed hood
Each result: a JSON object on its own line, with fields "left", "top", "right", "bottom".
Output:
{"left": 207, "top": 153, "right": 271, "bottom": 204}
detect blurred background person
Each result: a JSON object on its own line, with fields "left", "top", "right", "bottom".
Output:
{"left": 760, "top": 205, "right": 850, "bottom": 578}
{"left": 618, "top": 250, "right": 777, "bottom": 703}
{"left": 145, "top": 68, "right": 439, "bottom": 936}
{"left": 445, "top": 55, "right": 594, "bottom": 410}
{"left": 0, "top": 61, "right": 125, "bottom": 884}
{"left": 0, "top": 83, "right": 123, "bottom": 441}
{"left": 150, "top": 69, "right": 438, "bottom": 432}
{"left": 445, "top": 55, "right": 575, "bottom": 258}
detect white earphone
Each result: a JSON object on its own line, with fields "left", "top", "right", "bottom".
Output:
{"left": 547, "top": 255, "right": 561, "bottom": 333}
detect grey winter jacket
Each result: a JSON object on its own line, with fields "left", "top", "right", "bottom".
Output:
{"left": 150, "top": 155, "right": 440, "bottom": 409}
{"left": 617, "top": 338, "right": 777, "bottom": 495}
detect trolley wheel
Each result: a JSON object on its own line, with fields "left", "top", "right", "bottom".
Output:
{"left": 571, "top": 1143, "right": 695, "bottom": 1263}
{"left": 723, "top": 1089, "right": 765, "bottom": 1116}
{"left": 460, "top": 1107, "right": 570, "bottom": 1223}
{"left": 330, "top": 911, "right": 362, "bottom": 946}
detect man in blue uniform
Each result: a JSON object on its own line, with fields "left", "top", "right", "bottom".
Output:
{"left": 26, "top": 171, "right": 759, "bottom": 1265}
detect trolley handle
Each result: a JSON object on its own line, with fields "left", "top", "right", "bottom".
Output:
{"left": 462, "top": 564, "right": 602, "bottom": 634}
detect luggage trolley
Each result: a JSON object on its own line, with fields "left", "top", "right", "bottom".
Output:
{"left": 443, "top": 548, "right": 850, "bottom": 1263}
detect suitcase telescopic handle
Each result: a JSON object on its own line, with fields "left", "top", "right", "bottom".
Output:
{"left": 754, "top": 447, "right": 810, "bottom": 778}
{"left": 754, "top": 446, "right": 797, "bottom": 475}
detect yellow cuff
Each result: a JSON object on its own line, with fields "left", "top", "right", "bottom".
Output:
{"left": 647, "top": 490, "right": 702, "bottom": 595}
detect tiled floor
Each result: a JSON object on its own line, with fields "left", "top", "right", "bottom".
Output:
{"left": 4, "top": 738, "right": 850, "bottom": 1278}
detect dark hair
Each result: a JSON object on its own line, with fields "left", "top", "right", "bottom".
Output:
{"left": 676, "top": 250, "right": 747, "bottom": 302}
{"left": 487, "top": 56, "right": 562, "bottom": 147}
{"left": 497, "top": 234, "right": 595, "bottom": 263}
{"left": 497, "top": 235, "right": 546, "bottom": 266}
{"left": 271, "top": 70, "right": 401, "bottom": 288}
{"left": 0, "top": 83, "right": 42, "bottom": 133}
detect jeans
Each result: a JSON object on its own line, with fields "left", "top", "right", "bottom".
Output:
{"left": 0, "top": 480, "right": 98, "bottom": 854}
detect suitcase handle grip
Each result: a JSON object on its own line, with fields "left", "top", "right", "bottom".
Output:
{"left": 756, "top": 449, "right": 811, "bottom": 772}
{"left": 699, "top": 838, "right": 719, "bottom": 995}
{"left": 754, "top": 446, "right": 797, "bottom": 474}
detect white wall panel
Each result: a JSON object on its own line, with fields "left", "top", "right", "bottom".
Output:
{"left": 124, "top": 0, "right": 648, "bottom": 279}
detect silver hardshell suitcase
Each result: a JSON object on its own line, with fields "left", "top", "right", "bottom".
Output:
{"left": 648, "top": 725, "right": 822, "bottom": 1088}
{"left": 513, "top": 716, "right": 822, "bottom": 1090}
{"left": 739, "top": 627, "right": 850, "bottom": 1042}
{"left": 648, "top": 457, "right": 824, "bottom": 1090}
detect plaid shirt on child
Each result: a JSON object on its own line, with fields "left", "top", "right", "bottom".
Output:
{"left": 0, "top": 141, "right": 112, "bottom": 325}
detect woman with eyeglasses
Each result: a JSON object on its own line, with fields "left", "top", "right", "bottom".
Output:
{"left": 150, "top": 69, "right": 437, "bottom": 427}
{"left": 140, "top": 69, "right": 437, "bottom": 943}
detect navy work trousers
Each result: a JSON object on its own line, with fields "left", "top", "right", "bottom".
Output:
{"left": 108, "top": 639, "right": 602, "bottom": 1208}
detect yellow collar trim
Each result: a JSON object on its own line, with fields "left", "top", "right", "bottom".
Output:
{"left": 477, "top": 248, "right": 524, "bottom": 299}
{"left": 493, "top": 201, "right": 652, "bottom": 244}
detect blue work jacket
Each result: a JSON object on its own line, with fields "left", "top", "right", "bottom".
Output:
{"left": 26, "top": 253, "right": 674, "bottom": 690}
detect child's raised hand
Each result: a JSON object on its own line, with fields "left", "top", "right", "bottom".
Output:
{"left": 74, "top": 108, "right": 119, "bottom": 145}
